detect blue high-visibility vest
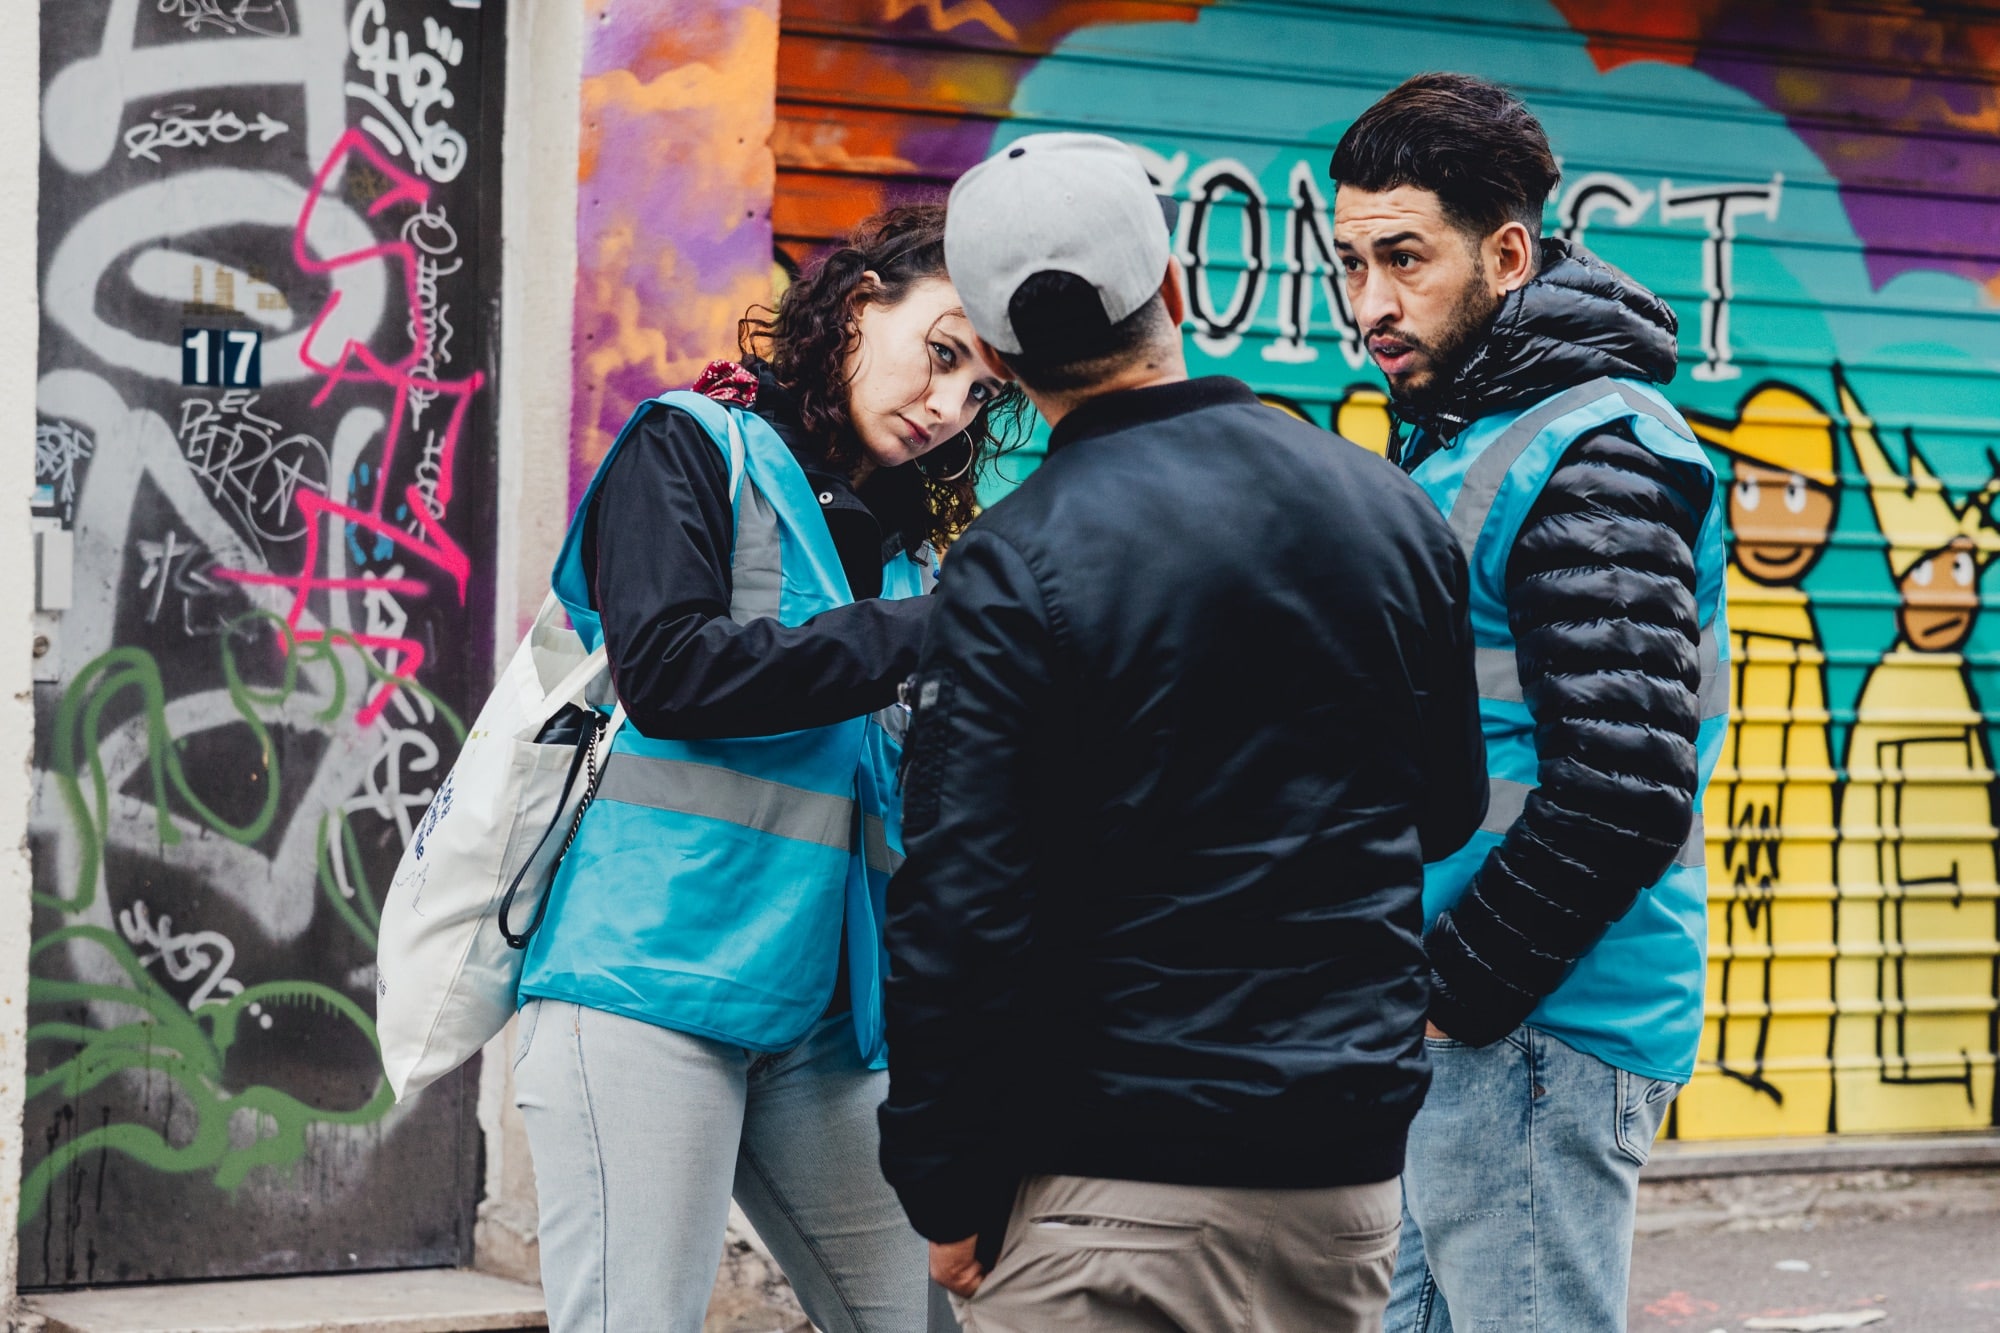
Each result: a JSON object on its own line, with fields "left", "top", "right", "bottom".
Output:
{"left": 1409, "top": 377, "right": 1731, "bottom": 1083}
{"left": 521, "top": 391, "right": 927, "bottom": 1066}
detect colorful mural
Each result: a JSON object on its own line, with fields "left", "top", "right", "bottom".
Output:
{"left": 768, "top": 0, "right": 2000, "bottom": 1137}
{"left": 570, "top": 0, "right": 781, "bottom": 499}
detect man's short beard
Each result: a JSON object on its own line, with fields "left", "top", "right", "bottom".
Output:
{"left": 1388, "top": 270, "right": 1503, "bottom": 413}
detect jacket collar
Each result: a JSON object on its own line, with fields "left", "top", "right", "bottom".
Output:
{"left": 1048, "top": 376, "right": 1261, "bottom": 454}
{"left": 1391, "top": 238, "right": 1679, "bottom": 464}
{"left": 742, "top": 356, "right": 912, "bottom": 562}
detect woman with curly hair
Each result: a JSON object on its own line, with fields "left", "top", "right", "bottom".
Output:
{"left": 514, "top": 204, "right": 1020, "bottom": 1333}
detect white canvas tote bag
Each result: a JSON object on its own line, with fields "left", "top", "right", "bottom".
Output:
{"left": 374, "top": 593, "right": 624, "bottom": 1100}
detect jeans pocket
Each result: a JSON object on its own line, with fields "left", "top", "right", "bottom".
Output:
{"left": 511, "top": 999, "right": 543, "bottom": 1073}
{"left": 1614, "top": 1068, "right": 1679, "bottom": 1166}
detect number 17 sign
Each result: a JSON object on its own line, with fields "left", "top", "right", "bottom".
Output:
{"left": 182, "top": 327, "right": 262, "bottom": 388}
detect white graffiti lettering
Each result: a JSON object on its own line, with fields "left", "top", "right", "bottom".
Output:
{"left": 1660, "top": 175, "right": 1785, "bottom": 383}
{"left": 344, "top": 720, "right": 442, "bottom": 850}
{"left": 35, "top": 420, "right": 96, "bottom": 508}
{"left": 177, "top": 391, "right": 331, "bottom": 549}
{"left": 1557, "top": 171, "right": 1656, "bottom": 246}
{"left": 135, "top": 528, "right": 226, "bottom": 631}
{"left": 157, "top": 0, "right": 293, "bottom": 36}
{"left": 124, "top": 105, "right": 291, "bottom": 162}
{"left": 117, "top": 899, "right": 247, "bottom": 1011}
{"left": 401, "top": 204, "right": 462, "bottom": 426}
{"left": 1176, "top": 158, "right": 1269, "bottom": 359}
{"left": 347, "top": 1, "right": 468, "bottom": 183}
{"left": 1263, "top": 160, "right": 1365, "bottom": 369}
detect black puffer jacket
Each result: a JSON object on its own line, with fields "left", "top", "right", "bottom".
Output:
{"left": 1398, "top": 239, "right": 1713, "bottom": 1047}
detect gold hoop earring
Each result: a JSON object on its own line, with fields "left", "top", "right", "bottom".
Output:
{"left": 929, "top": 435, "right": 975, "bottom": 482}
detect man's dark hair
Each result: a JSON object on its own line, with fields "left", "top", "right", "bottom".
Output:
{"left": 1328, "top": 72, "right": 1559, "bottom": 240}
{"left": 1000, "top": 271, "right": 1174, "bottom": 394}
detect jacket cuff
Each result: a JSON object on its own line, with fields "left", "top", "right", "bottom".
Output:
{"left": 1425, "top": 914, "right": 1540, "bottom": 1046}
{"left": 889, "top": 1164, "right": 1017, "bottom": 1245}
{"left": 1427, "top": 976, "right": 1527, "bottom": 1047}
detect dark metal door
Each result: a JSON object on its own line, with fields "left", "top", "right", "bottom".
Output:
{"left": 26, "top": 0, "right": 503, "bottom": 1285}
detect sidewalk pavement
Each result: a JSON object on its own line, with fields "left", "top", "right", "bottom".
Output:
{"left": 1630, "top": 1212, "right": 2000, "bottom": 1331}
{"left": 1629, "top": 1163, "right": 2000, "bottom": 1332}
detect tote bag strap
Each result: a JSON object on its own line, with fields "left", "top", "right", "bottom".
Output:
{"left": 497, "top": 702, "right": 627, "bottom": 949}
{"left": 532, "top": 645, "right": 609, "bottom": 730}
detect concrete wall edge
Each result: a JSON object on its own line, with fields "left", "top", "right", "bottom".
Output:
{"left": 1, "top": 13, "right": 41, "bottom": 1322}
{"left": 475, "top": 0, "right": 584, "bottom": 1283}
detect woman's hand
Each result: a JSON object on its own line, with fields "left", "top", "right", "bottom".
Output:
{"left": 929, "top": 1236, "right": 986, "bottom": 1298}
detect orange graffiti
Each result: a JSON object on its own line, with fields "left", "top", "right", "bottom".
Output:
{"left": 883, "top": 0, "right": 1020, "bottom": 42}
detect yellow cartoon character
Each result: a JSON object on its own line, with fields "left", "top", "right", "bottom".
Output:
{"left": 1334, "top": 385, "right": 1393, "bottom": 458}
{"left": 1681, "top": 385, "right": 1842, "bottom": 1137}
{"left": 1835, "top": 374, "right": 2000, "bottom": 1133}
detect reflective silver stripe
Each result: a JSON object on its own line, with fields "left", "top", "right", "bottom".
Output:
{"left": 863, "top": 814, "right": 903, "bottom": 876}
{"left": 596, "top": 753, "right": 854, "bottom": 848}
{"left": 1676, "top": 814, "right": 1707, "bottom": 868}
{"left": 1447, "top": 378, "right": 1695, "bottom": 558}
{"left": 1607, "top": 381, "right": 1697, "bottom": 443}
{"left": 1477, "top": 646, "right": 1524, "bottom": 704}
{"left": 1449, "top": 378, "right": 1618, "bottom": 557}
{"left": 1697, "top": 624, "right": 1728, "bottom": 721}
{"left": 1481, "top": 778, "right": 1534, "bottom": 835}
{"left": 730, "top": 479, "right": 783, "bottom": 625}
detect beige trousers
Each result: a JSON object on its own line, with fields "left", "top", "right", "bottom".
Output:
{"left": 953, "top": 1173, "right": 1402, "bottom": 1333}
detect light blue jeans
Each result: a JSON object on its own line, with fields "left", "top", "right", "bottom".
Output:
{"left": 514, "top": 998, "right": 953, "bottom": 1333}
{"left": 1385, "top": 1024, "right": 1679, "bottom": 1333}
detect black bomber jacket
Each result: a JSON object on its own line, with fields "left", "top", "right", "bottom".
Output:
{"left": 878, "top": 377, "right": 1487, "bottom": 1243}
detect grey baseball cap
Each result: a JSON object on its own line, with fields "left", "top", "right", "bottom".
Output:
{"left": 944, "top": 132, "right": 1173, "bottom": 357}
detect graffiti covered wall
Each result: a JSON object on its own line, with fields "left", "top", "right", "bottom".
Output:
{"left": 776, "top": 0, "right": 2000, "bottom": 1138}
{"left": 28, "top": 0, "right": 502, "bottom": 1284}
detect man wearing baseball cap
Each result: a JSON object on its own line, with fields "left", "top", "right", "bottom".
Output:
{"left": 876, "top": 132, "right": 1487, "bottom": 1332}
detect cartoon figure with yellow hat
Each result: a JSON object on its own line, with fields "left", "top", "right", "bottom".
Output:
{"left": 1834, "top": 373, "right": 2000, "bottom": 1132}
{"left": 1682, "top": 384, "right": 1842, "bottom": 1136}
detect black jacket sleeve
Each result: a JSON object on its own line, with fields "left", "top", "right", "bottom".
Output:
{"left": 589, "top": 402, "right": 934, "bottom": 740}
{"left": 1420, "top": 535, "right": 1490, "bottom": 862}
{"left": 1424, "top": 424, "right": 1709, "bottom": 1044}
{"left": 878, "top": 529, "right": 1056, "bottom": 1244}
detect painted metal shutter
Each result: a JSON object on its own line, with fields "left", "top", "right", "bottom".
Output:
{"left": 776, "top": 0, "right": 2000, "bottom": 1141}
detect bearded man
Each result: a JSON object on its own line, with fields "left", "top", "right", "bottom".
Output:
{"left": 1330, "top": 73, "right": 1732, "bottom": 1332}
